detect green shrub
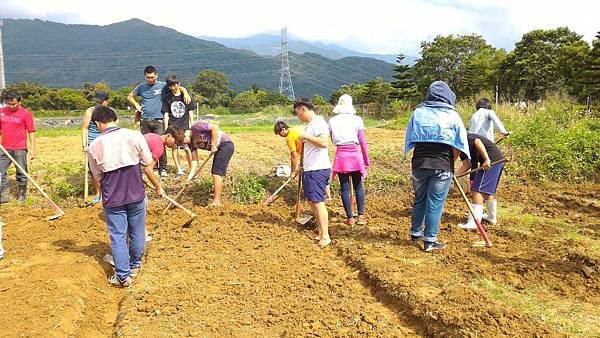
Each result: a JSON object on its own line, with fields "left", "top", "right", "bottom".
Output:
{"left": 228, "top": 173, "right": 268, "bottom": 204}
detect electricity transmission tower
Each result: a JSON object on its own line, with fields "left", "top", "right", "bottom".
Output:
{"left": 279, "top": 27, "right": 295, "bottom": 101}
{"left": 0, "top": 20, "right": 5, "bottom": 91}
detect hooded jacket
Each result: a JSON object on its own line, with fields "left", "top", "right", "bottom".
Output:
{"left": 404, "top": 81, "right": 470, "bottom": 159}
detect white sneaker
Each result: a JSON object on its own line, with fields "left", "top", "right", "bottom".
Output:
{"left": 458, "top": 222, "right": 478, "bottom": 229}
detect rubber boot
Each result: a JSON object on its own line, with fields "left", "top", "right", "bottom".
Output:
{"left": 0, "top": 186, "right": 8, "bottom": 204}
{"left": 482, "top": 200, "right": 498, "bottom": 225}
{"left": 458, "top": 204, "right": 483, "bottom": 230}
{"left": 17, "top": 185, "right": 27, "bottom": 204}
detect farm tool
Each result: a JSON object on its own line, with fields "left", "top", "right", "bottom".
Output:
{"left": 453, "top": 158, "right": 508, "bottom": 248}
{"left": 456, "top": 159, "right": 508, "bottom": 179}
{"left": 0, "top": 144, "right": 64, "bottom": 220}
{"left": 453, "top": 175, "right": 492, "bottom": 247}
{"left": 144, "top": 181, "right": 197, "bottom": 227}
{"left": 84, "top": 152, "right": 89, "bottom": 200}
{"left": 263, "top": 172, "right": 298, "bottom": 205}
{"left": 162, "top": 152, "right": 213, "bottom": 214}
{"left": 495, "top": 132, "right": 511, "bottom": 145}
{"left": 293, "top": 147, "right": 313, "bottom": 225}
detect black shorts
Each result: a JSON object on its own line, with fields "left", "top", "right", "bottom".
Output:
{"left": 211, "top": 141, "right": 234, "bottom": 176}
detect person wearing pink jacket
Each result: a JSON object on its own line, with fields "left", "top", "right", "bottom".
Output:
{"left": 328, "top": 94, "right": 370, "bottom": 226}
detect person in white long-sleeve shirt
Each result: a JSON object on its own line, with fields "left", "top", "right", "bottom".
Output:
{"left": 469, "top": 98, "right": 509, "bottom": 142}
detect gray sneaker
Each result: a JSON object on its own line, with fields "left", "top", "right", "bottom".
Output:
{"left": 424, "top": 241, "right": 446, "bottom": 252}
{"left": 108, "top": 274, "right": 132, "bottom": 288}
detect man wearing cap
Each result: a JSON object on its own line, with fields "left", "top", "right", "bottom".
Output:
{"left": 294, "top": 98, "right": 332, "bottom": 248}
{"left": 0, "top": 92, "right": 36, "bottom": 204}
{"left": 82, "top": 90, "right": 113, "bottom": 205}
{"left": 127, "top": 66, "right": 191, "bottom": 178}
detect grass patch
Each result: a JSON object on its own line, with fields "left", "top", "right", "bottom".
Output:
{"left": 228, "top": 173, "right": 268, "bottom": 204}
{"left": 473, "top": 278, "right": 600, "bottom": 337}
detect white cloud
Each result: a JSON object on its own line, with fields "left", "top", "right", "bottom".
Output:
{"left": 1, "top": 0, "right": 598, "bottom": 56}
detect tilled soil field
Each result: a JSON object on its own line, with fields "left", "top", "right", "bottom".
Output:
{"left": 0, "top": 129, "right": 599, "bottom": 337}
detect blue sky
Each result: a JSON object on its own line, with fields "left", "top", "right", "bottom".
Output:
{"left": 1, "top": 0, "right": 598, "bottom": 56}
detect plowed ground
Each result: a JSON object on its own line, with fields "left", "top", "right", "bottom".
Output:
{"left": 0, "top": 129, "right": 598, "bottom": 337}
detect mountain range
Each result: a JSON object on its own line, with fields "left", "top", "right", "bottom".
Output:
{"left": 200, "top": 34, "right": 417, "bottom": 65}
{"left": 1, "top": 18, "right": 397, "bottom": 98}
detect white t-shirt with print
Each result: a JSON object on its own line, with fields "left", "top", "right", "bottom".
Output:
{"left": 328, "top": 114, "right": 365, "bottom": 145}
{"left": 303, "top": 115, "right": 331, "bottom": 172}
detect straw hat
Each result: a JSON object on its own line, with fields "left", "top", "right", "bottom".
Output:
{"left": 332, "top": 94, "right": 356, "bottom": 115}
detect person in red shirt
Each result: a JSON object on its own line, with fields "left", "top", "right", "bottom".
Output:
{"left": 142, "top": 132, "right": 179, "bottom": 197}
{"left": 0, "top": 92, "right": 36, "bottom": 204}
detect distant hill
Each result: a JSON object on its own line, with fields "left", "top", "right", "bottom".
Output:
{"left": 201, "top": 34, "right": 417, "bottom": 65}
{"left": 1, "top": 18, "right": 395, "bottom": 98}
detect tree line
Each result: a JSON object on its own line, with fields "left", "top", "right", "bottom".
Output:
{"left": 2, "top": 27, "right": 599, "bottom": 111}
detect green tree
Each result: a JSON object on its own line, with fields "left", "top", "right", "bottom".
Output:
{"left": 232, "top": 89, "right": 266, "bottom": 112}
{"left": 2, "top": 82, "right": 49, "bottom": 101}
{"left": 391, "top": 54, "right": 419, "bottom": 101}
{"left": 110, "top": 86, "right": 134, "bottom": 110}
{"left": 33, "top": 88, "right": 89, "bottom": 110}
{"left": 363, "top": 77, "right": 394, "bottom": 105}
{"left": 311, "top": 94, "right": 328, "bottom": 106}
{"left": 582, "top": 31, "right": 600, "bottom": 105}
{"left": 261, "top": 90, "right": 291, "bottom": 106}
{"left": 499, "top": 27, "right": 590, "bottom": 101}
{"left": 189, "top": 70, "right": 233, "bottom": 107}
{"left": 412, "top": 34, "right": 498, "bottom": 97}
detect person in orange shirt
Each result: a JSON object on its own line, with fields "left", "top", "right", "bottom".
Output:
{"left": 274, "top": 121, "right": 304, "bottom": 176}
{"left": 274, "top": 121, "right": 331, "bottom": 199}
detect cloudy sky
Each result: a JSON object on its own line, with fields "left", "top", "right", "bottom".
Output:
{"left": 1, "top": 0, "right": 598, "bottom": 56}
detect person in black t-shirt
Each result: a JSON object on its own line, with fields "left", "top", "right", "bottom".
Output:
{"left": 162, "top": 75, "right": 195, "bottom": 179}
{"left": 456, "top": 133, "right": 505, "bottom": 229}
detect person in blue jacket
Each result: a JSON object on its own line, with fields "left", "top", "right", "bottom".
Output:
{"left": 404, "top": 81, "right": 470, "bottom": 252}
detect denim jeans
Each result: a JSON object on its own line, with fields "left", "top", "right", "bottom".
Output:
{"left": 338, "top": 171, "right": 365, "bottom": 218}
{"left": 140, "top": 119, "right": 167, "bottom": 171}
{"left": 104, "top": 198, "right": 147, "bottom": 281}
{"left": 410, "top": 169, "right": 453, "bottom": 242}
{"left": 0, "top": 149, "right": 28, "bottom": 190}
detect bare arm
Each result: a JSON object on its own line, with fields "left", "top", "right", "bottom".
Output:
{"left": 27, "top": 132, "right": 36, "bottom": 160}
{"left": 127, "top": 90, "right": 142, "bottom": 111}
{"left": 187, "top": 150, "right": 199, "bottom": 182}
{"left": 455, "top": 158, "right": 472, "bottom": 177}
{"left": 290, "top": 151, "right": 300, "bottom": 175}
{"left": 81, "top": 108, "right": 93, "bottom": 151}
{"left": 180, "top": 86, "right": 192, "bottom": 105}
{"left": 474, "top": 138, "right": 491, "bottom": 169}
{"left": 209, "top": 124, "right": 219, "bottom": 153}
{"left": 164, "top": 112, "right": 169, "bottom": 130}
{"left": 143, "top": 161, "right": 163, "bottom": 197}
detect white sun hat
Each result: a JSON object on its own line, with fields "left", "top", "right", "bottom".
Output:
{"left": 332, "top": 94, "right": 357, "bottom": 115}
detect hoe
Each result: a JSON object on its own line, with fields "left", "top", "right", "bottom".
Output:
{"left": 0, "top": 144, "right": 64, "bottom": 220}
{"left": 163, "top": 152, "right": 213, "bottom": 214}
